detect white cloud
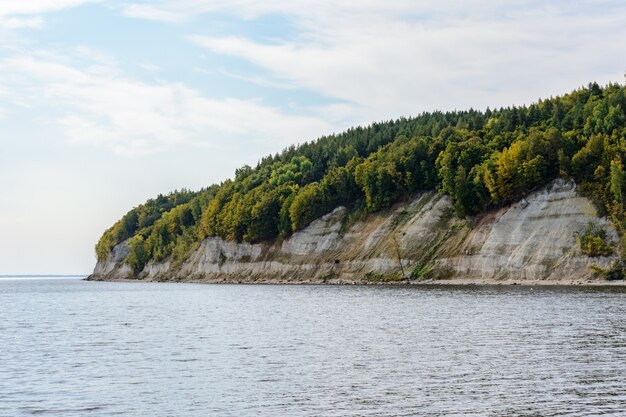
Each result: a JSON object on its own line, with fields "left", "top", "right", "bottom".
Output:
{"left": 139, "top": 63, "right": 162, "bottom": 73}
{"left": 126, "top": 1, "right": 626, "bottom": 120}
{"left": 0, "top": 1, "right": 99, "bottom": 17}
{"left": 0, "top": 52, "right": 334, "bottom": 155}
{"left": 116, "top": 0, "right": 625, "bottom": 23}
{"left": 118, "top": 0, "right": 457, "bottom": 23}
{"left": 0, "top": 16, "right": 43, "bottom": 29}
{"left": 118, "top": 3, "right": 188, "bottom": 23}
{"left": 0, "top": 0, "right": 100, "bottom": 31}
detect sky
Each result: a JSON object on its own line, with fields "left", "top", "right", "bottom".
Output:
{"left": 0, "top": 1, "right": 625, "bottom": 274}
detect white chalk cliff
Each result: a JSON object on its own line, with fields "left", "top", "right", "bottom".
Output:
{"left": 90, "top": 179, "right": 619, "bottom": 284}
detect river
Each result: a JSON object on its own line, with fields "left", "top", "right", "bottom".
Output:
{"left": 1, "top": 278, "right": 625, "bottom": 416}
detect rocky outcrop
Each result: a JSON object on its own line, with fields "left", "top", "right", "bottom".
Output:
{"left": 89, "top": 179, "right": 621, "bottom": 284}
{"left": 435, "top": 179, "right": 618, "bottom": 282}
{"left": 92, "top": 240, "right": 132, "bottom": 279}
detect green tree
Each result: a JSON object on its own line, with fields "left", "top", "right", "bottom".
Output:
{"left": 610, "top": 158, "right": 625, "bottom": 204}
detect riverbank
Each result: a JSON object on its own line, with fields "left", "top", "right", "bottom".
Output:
{"left": 85, "top": 274, "right": 626, "bottom": 287}
{"left": 91, "top": 180, "right": 623, "bottom": 285}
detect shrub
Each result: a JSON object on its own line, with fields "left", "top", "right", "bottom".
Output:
{"left": 577, "top": 223, "right": 613, "bottom": 257}
{"left": 589, "top": 261, "right": 624, "bottom": 280}
{"left": 411, "top": 262, "right": 432, "bottom": 280}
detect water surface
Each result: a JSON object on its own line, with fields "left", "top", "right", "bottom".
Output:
{"left": 1, "top": 279, "right": 625, "bottom": 416}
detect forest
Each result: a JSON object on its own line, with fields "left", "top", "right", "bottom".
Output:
{"left": 96, "top": 82, "right": 626, "bottom": 276}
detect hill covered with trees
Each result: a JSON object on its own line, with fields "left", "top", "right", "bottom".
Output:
{"left": 96, "top": 82, "right": 626, "bottom": 277}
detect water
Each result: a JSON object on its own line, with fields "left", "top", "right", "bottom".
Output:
{"left": 1, "top": 279, "right": 625, "bottom": 416}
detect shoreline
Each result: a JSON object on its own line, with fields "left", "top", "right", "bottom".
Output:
{"left": 85, "top": 275, "right": 626, "bottom": 287}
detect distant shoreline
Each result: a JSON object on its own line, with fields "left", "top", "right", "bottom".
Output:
{"left": 0, "top": 275, "right": 88, "bottom": 278}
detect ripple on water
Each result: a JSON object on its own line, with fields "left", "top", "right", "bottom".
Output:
{"left": 0, "top": 280, "right": 625, "bottom": 416}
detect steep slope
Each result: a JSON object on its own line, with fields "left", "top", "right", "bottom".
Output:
{"left": 89, "top": 179, "right": 620, "bottom": 284}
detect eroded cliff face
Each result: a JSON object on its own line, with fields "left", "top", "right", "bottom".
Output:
{"left": 92, "top": 239, "right": 132, "bottom": 279}
{"left": 436, "top": 179, "right": 618, "bottom": 282}
{"left": 90, "top": 179, "right": 620, "bottom": 284}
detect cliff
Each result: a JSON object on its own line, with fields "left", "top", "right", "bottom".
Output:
{"left": 89, "top": 179, "right": 621, "bottom": 285}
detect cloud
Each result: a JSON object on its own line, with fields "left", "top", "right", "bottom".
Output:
{"left": 0, "top": 16, "right": 43, "bottom": 29}
{"left": 0, "top": 51, "right": 334, "bottom": 156}
{"left": 118, "top": 3, "right": 189, "bottom": 23}
{"left": 117, "top": 0, "right": 463, "bottom": 23}
{"left": 116, "top": 0, "right": 626, "bottom": 23}
{"left": 136, "top": 1, "right": 626, "bottom": 120}
{"left": 0, "top": 0, "right": 101, "bottom": 31}
{"left": 0, "top": 1, "right": 100, "bottom": 17}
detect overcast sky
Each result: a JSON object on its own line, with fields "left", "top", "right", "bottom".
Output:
{"left": 1, "top": 1, "right": 625, "bottom": 274}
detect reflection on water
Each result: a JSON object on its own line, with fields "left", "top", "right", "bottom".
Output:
{"left": 1, "top": 280, "right": 625, "bottom": 416}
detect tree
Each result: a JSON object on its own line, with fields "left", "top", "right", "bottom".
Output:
{"left": 289, "top": 183, "right": 324, "bottom": 231}
{"left": 126, "top": 236, "right": 148, "bottom": 275}
{"left": 610, "top": 158, "right": 625, "bottom": 204}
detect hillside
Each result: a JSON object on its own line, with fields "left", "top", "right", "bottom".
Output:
{"left": 90, "top": 82, "right": 626, "bottom": 283}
